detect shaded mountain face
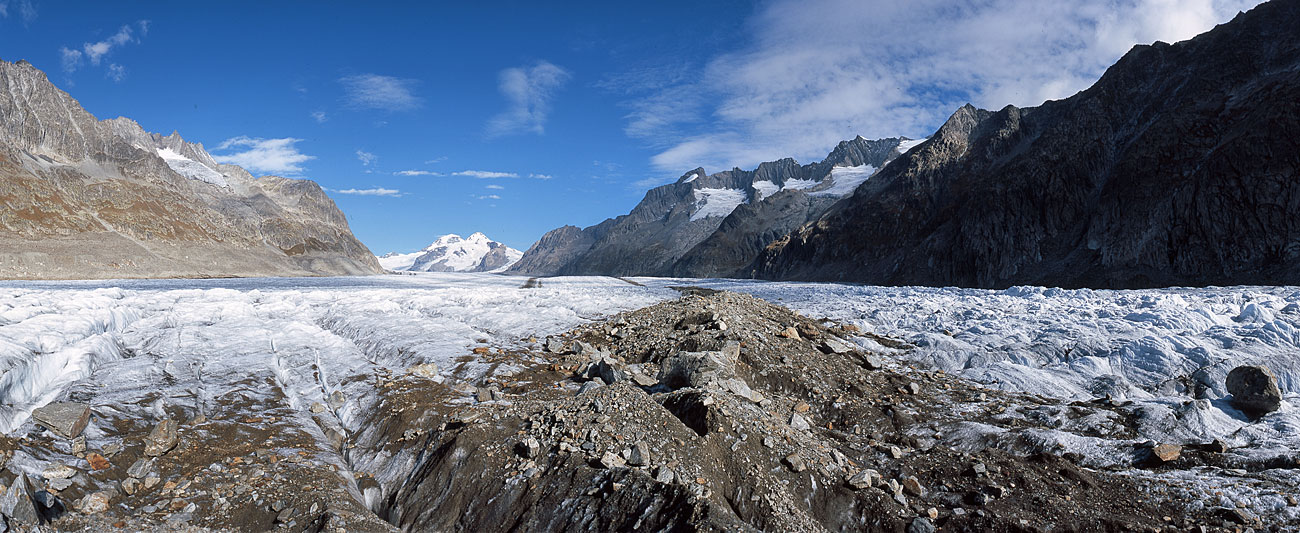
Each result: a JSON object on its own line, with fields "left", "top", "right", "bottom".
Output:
{"left": 753, "top": 1, "right": 1300, "bottom": 288}
{"left": 508, "top": 137, "right": 917, "bottom": 277}
{"left": 0, "top": 59, "right": 382, "bottom": 279}
{"left": 378, "top": 232, "right": 522, "bottom": 273}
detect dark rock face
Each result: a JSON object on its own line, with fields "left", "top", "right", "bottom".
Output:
{"left": 1226, "top": 365, "right": 1283, "bottom": 417}
{"left": 753, "top": 1, "right": 1300, "bottom": 288}
{"left": 0, "top": 59, "right": 382, "bottom": 279}
{"left": 509, "top": 137, "right": 911, "bottom": 277}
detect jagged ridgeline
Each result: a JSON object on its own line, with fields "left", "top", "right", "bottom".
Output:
{"left": 515, "top": 0, "right": 1300, "bottom": 288}
{"left": 753, "top": 1, "right": 1300, "bottom": 288}
{"left": 508, "top": 136, "right": 924, "bottom": 278}
{"left": 0, "top": 59, "right": 382, "bottom": 279}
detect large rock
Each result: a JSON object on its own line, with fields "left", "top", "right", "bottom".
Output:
{"left": 1226, "top": 365, "right": 1283, "bottom": 417}
{"left": 144, "top": 419, "right": 179, "bottom": 457}
{"left": 658, "top": 342, "right": 740, "bottom": 389}
{"left": 0, "top": 473, "right": 42, "bottom": 525}
{"left": 29, "top": 402, "right": 90, "bottom": 439}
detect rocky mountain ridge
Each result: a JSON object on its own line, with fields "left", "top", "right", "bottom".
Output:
{"left": 0, "top": 58, "right": 382, "bottom": 279}
{"left": 508, "top": 136, "right": 919, "bottom": 277}
{"left": 378, "top": 232, "right": 522, "bottom": 273}
{"left": 751, "top": 0, "right": 1300, "bottom": 288}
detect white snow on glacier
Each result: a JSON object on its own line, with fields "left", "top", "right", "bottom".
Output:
{"left": 1, "top": 273, "right": 1297, "bottom": 517}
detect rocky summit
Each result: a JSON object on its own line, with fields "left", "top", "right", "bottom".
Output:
{"left": 2, "top": 288, "right": 1293, "bottom": 531}
{"left": 0, "top": 59, "right": 382, "bottom": 280}
{"left": 507, "top": 136, "right": 917, "bottom": 278}
{"left": 752, "top": 1, "right": 1300, "bottom": 288}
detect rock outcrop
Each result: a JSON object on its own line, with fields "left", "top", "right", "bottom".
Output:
{"left": 0, "top": 59, "right": 382, "bottom": 279}
{"left": 508, "top": 137, "right": 916, "bottom": 277}
{"left": 752, "top": 1, "right": 1300, "bottom": 288}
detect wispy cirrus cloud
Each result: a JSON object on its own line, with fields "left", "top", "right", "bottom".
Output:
{"left": 212, "top": 136, "right": 314, "bottom": 175}
{"left": 339, "top": 74, "right": 422, "bottom": 111}
{"left": 0, "top": 0, "right": 37, "bottom": 25}
{"left": 60, "top": 20, "right": 150, "bottom": 78}
{"left": 485, "top": 184, "right": 504, "bottom": 190}
{"left": 356, "top": 150, "right": 377, "bottom": 166}
{"left": 453, "top": 170, "right": 519, "bottom": 179}
{"left": 332, "top": 187, "right": 402, "bottom": 197}
{"left": 625, "top": 0, "right": 1263, "bottom": 174}
{"left": 486, "top": 61, "right": 571, "bottom": 137}
{"left": 394, "top": 170, "right": 442, "bottom": 177}
{"left": 310, "top": 111, "right": 328, "bottom": 123}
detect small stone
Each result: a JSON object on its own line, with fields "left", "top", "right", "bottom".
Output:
{"left": 30, "top": 402, "right": 91, "bottom": 439}
{"left": 143, "top": 475, "right": 161, "bottom": 489}
{"left": 969, "top": 462, "right": 987, "bottom": 476}
{"left": 127, "top": 458, "right": 154, "bottom": 479}
{"left": 777, "top": 327, "right": 800, "bottom": 340}
{"left": 121, "top": 478, "right": 140, "bottom": 495}
{"left": 46, "top": 477, "right": 73, "bottom": 491}
{"left": 784, "top": 454, "right": 807, "bottom": 473}
{"left": 793, "top": 402, "right": 811, "bottom": 413}
{"left": 654, "top": 467, "right": 674, "bottom": 484}
{"left": 1151, "top": 443, "right": 1181, "bottom": 463}
{"left": 860, "top": 354, "right": 885, "bottom": 370}
{"left": 889, "top": 446, "right": 904, "bottom": 459}
{"left": 847, "top": 469, "right": 880, "bottom": 490}
{"left": 516, "top": 437, "right": 541, "bottom": 459}
{"left": 631, "top": 373, "right": 658, "bottom": 387}
{"left": 144, "top": 419, "right": 179, "bottom": 457}
{"left": 1286, "top": 495, "right": 1297, "bottom": 506}
{"left": 85, "top": 453, "right": 111, "bottom": 471}
{"left": 310, "top": 402, "right": 327, "bottom": 414}
{"left": 590, "top": 358, "right": 625, "bottom": 386}
{"left": 599, "top": 451, "right": 626, "bottom": 469}
{"left": 80, "top": 491, "right": 113, "bottom": 514}
{"left": 907, "top": 517, "right": 936, "bottom": 533}
{"left": 408, "top": 362, "right": 439, "bottom": 379}
{"left": 41, "top": 463, "right": 76, "bottom": 480}
{"left": 790, "top": 413, "right": 811, "bottom": 432}
{"left": 328, "top": 390, "right": 346, "bottom": 410}
{"left": 902, "top": 476, "right": 926, "bottom": 497}
{"left": 819, "top": 337, "right": 856, "bottom": 354}
{"left": 627, "top": 443, "right": 650, "bottom": 467}
{"left": 577, "top": 381, "right": 605, "bottom": 395}
{"left": 926, "top": 507, "right": 939, "bottom": 520}
{"left": 762, "top": 436, "right": 777, "bottom": 448}
{"left": 907, "top": 382, "right": 921, "bottom": 395}
{"left": 70, "top": 436, "right": 87, "bottom": 455}
{"left": 545, "top": 337, "right": 565, "bottom": 353}
{"left": 475, "top": 387, "right": 495, "bottom": 402}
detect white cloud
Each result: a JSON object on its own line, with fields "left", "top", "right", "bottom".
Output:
{"left": 333, "top": 187, "right": 402, "bottom": 197}
{"left": 59, "top": 21, "right": 150, "bottom": 76}
{"left": 486, "top": 61, "right": 571, "bottom": 137}
{"left": 453, "top": 170, "right": 519, "bottom": 179}
{"left": 356, "top": 150, "right": 377, "bottom": 166}
{"left": 106, "top": 63, "right": 126, "bottom": 82}
{"left": 394, "top": 170, "right": 442, "bottom": 176}
{"left": 0, "top": 0, "right": 37, "bottom": 24}
{"left": 212, "top": 136, "right": 315, "bottom": 175}
{"left": 476, "top": 194, "right": 502, "bottom": 200}
{"left": 311, "top": 111, "right": 328, "bottom": 123}
{"left": 485, "top": 184, "right": 504, "bottom": 190}
{"left": 528, "top": 173, "right": 553, "bottom": 180}
{"left": 631, "top": 0, "right": 1263, "bottom": 173}
{"left": 339, "top": 74, "right": 422, "bottom": 111}
{"left": 423, "top": 156, "right": 448, "bottom": 164}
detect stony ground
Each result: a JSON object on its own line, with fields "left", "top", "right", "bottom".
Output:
{"left": 1, "top": 287, "right": 1294, "bottom": 531}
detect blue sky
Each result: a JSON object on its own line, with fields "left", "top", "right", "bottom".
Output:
{"left": 0, "top": 0, "right": 1262, "bottom": 253}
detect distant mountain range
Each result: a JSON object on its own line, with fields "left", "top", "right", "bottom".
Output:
{"left": 379, "top": 232, "right": 522, "bottom": 273}
{"left": 0, "top": 59, "right": 381, "bottom": 279}
{"left": 507, "top": 136, "right": 922, "bottom": 277}
{"left": 514, "top": 0, "right": 1300, "bottom": 288}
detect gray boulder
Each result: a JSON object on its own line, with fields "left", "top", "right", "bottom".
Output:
{"left": 0, "top": 473, "right": 42, "bottom": 525}
{"left": 30, "top": 402, "right": 90, "bottom": 439}
{"left": 1226, "top": 365, "right": 1283, "bottom": 417}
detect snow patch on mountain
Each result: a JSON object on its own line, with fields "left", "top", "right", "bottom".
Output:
{"left": 156, "top": 147, "right": 228, "bottom": 187}
{"left": 751, "top": 180, "right": 780, "bottom": 201}
{"left": 897, "top": 137, "right": 928, "bottom": 153}
{"left": 682, "top": 172, "right": 699, "bottom": 183}
{"left": 812, "top": 164, "right": 876, "bottom": 197}
{"left": 380, "top": 233, "right": 522, "bottom": 273}
{"left": 781, "top": 179, "right": 819, "bottom": 191}
{"left": 690, "top": 188, "right": 748, "bottom": 221}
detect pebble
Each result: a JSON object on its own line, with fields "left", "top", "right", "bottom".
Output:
{"left": 41, "top": 463, "right": 76, "bottom": 480}
{"left": 784, "top": 454, "right": 807, "bottom": 473}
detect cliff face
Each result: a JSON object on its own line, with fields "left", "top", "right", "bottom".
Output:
{"left": 0, "top": 59, "right": 382, "bottom": 279}
{"left": 508, "top": 137, "right": 913, "bottom": 277}
{"left": 752, "top": 1, "right": 1300, "bottom": 288}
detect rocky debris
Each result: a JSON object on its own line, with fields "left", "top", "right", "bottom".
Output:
{"left": 144, "top": 419, "right": 179, "bottom": 457}
{"left": 847, "top": 469, "right": 880, "bottom": 490}
{"left": 626, "top": 443, "right": 650, "bottom": 466}
{"left": 78, "top": 491, "right": 112, "bottom": 514}
{"left": 41, "top": 463, "right": 76, "bottom": 480}
{"left": 907, "top": 517, "right": 936, "bottom": 533}
{"left": 30, "top": 402, "right": 91, "bottom": 439}
{"left": 1226, "top": 365, "right": 1283, "bottom": 417}
{"left": 516, "top": 437, "right": 541, "bottom": 459}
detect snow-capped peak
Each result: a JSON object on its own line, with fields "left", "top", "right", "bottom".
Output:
{"left": 378, "top": 233, "right": 523, "bottom": 273}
